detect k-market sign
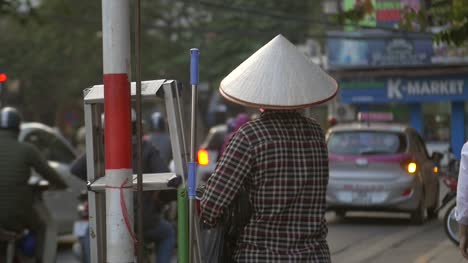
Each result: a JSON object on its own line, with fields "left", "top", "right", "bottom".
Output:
{"left": 388, "top": 79, "right": 464, "bottom": 99}
{"left": 340, "top": 76, "right": 468, "bottom": 103}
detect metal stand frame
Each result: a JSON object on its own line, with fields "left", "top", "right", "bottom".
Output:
{"left": 83, "top": 79, "right": 189, "bottom": 262}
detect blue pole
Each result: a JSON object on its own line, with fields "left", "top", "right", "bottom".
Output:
{"left": 189, "top": 48, "right": 199, "bottom": 200}
{"left": 409, "top": 103, "right": 423, "bottom": 135}
{"left": 189, "top": 48, "right": 203, "bottom": 263}
{"left": 451, "top": 102, "right": 465, "bottom": 160}
{"left": 358, "top": 104, "right": 369, "bottom": 113}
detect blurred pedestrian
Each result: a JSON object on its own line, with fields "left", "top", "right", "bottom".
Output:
{"left": 147, "top": 111, "right": 172, "bottom": 170}
{"left": 200, "top": 35, "right": 338, "bottom": 262}
{"left": 0, "top": 107, "right": 68, "bottom": 262}
{"left": 457, "top": 142, "right": 468, "bottom": 259}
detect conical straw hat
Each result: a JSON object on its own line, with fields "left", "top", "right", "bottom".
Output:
{"left": 220, "top": 34, "right": 338, "bottom": 109}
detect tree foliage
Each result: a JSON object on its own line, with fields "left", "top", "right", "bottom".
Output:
{"left": 338, "top": 0, "right": 468, "bottom": 46}
{"left": 401, "top": 0, "right": 468, "bottom": 46}
{"left": 0, "top": 0, "right": 322, "bottom": 129}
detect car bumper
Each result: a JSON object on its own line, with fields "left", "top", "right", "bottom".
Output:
{"left": 326, "top": 176, "right": 421, "bottom": 212}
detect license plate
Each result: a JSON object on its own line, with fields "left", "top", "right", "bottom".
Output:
{"left": 352, "top": 191, "right": 371, "bottom": 204}
{"left": 73, "top": 221, "right": 89, "bottom": 237}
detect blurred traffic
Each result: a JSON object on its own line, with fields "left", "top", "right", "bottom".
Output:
{"left": 1, "top": 0, "right": 468, "bottom": 262}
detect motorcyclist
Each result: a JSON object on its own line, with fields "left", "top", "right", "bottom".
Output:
{"left": 70, "top": 109, "right": 176, "bottom": 263}
{"left": 147, "top": 111, "right": 172, "bottom": 170}
{"left": 0, "top": 107, "right": 68, "bottom": 262}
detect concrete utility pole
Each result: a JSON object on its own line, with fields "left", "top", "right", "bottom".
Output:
{"left": 101, "top": 0, "right": 134, "bottom": 261}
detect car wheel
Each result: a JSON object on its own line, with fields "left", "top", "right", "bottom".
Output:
{"left": 427, "top": 182, "right": 440, "bottom": 220}
{"left": 411, "top": 189, "right": 426, "bottom": 225}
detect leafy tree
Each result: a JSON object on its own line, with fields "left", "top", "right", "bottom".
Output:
{"left": 0, "top": 0, "right": 324, "bottom": 130}
{"left": 401, "top": 0, "right": 468, "bottom": 46}
{"left": 0, "top": 0, "right": 102, "bottom": 126}
{"left": 338, "top": 0, "right": 468, "bottom": 46}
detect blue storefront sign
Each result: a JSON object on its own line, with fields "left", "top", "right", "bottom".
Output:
{"left": 339, "top": 74, "right": 468, "bottom": 159}
{"left": 340, "top": 75, "right": 468, "bottom": 104}
{"left": 327, "top": 31, "right": 433, "bottom": 68}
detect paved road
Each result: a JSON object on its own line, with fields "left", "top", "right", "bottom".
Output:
{"left": 327, "top": 211, "right": 464, "bottom": 263}
{"left": 327, "top": 181, "right": 465, "bottom": 263}
{"left": 59, "top": 214, "right": 464, "bottom": 263}
{"left": 58, "top": 186, "right": 466, "bottom": 262}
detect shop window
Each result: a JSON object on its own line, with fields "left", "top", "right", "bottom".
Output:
{"left": 422, "top": 102, "right": 450, "bottom": 142}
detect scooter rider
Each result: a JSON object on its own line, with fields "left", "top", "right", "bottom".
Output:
{"left": 70, "top": 110, "right": 176, "bottom": 263}
{"left": 147, "top": 111, "right": 172, "bottom": 170}
{"left": 0, "top": 107, "right": 68, "bottom": 262}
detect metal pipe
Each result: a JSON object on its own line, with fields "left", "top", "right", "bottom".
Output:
{"left": 134, "top": 0, "right": 144, "bottom": 261}
{"left": 190, "top": 85, "right": 197, "bottom": 161}
{"left": 189, "top": 48, "right": 203, "bottom": 263}
{"left": 102, "top": 0, "right": 134, "bottom": 261}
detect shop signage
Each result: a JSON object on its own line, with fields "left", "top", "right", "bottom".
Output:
{"left": 340, "top": 76, "right": 468, "bottom": 103}
{"left": 327, "top": 31, "right": 433, "bottom": 68}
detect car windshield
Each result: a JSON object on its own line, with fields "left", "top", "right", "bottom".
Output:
{"left": 328, "top": 131, "right": 407, "bottom": 155}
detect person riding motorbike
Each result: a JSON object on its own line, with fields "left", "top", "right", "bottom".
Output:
{"left": 0, "top": 107, "right": 68, "bottom": 262}
{"left": 146, "top": 111, "right": 172, "bottom": 170}
{"left": 70, "top": 109, "right": 176, "bottom": 263}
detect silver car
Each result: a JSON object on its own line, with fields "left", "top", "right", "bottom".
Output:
{"left": 326, "top": 122, "right": 440, "bottom": 224}
{"left": 19, "top": 122, "right": 85, "bottom": 234}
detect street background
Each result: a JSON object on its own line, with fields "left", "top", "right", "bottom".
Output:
{"left": 57, "top": 184, "right": 465, "bottom": 263}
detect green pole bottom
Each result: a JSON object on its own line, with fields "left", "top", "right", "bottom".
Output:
{"left": 177, "top": 187, "right": 189, "bottom": 263}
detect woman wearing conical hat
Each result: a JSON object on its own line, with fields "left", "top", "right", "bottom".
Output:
{"left": 200, "top": 35, "right": 338, "bottom": 262}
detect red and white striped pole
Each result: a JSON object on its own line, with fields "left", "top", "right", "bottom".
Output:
{"left": 102, "top": 0, "right": 134, "bottom": 261}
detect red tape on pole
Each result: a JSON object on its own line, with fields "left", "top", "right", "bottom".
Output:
{"left": 104, "top": 73, "right": 132, "bottom": 170}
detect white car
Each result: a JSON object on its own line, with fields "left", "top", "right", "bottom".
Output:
{"left": 19, "top": 122, "right": 85, "bottom": 234}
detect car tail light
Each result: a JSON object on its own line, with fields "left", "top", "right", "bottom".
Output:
{"left": 401, "top": 160, "right": 417, "bottom": 174}
{"left": 402, "top": 188, "right": 413, "bottom": 197}
{"left": 407, "top": 162, "right": 417, "bottom": 174}
{"left": 197, "top": 149, "right": 209, "bottom": 166}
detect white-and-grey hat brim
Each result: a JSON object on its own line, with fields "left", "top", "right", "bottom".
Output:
{"left": 220, "top": 34, "right": 338, "bottom": 109}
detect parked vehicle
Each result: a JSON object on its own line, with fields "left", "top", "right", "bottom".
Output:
{"left": 19, "top": 122, "right": 85, "bottom": 235}
{"left": 326, "top": 113, "right": 440, "bottom": 224}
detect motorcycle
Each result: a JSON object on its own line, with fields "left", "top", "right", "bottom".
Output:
{"left": 0, "top": 178, "right": 58, "bottom": 263}
{"left": 436, "top": 153, "right": 460, "bottom": 246}
{"left": 72, "top": 190, "right": 90, "bottom": 263}
{"left": 440, "top": 174, "right": 458, "bottom": 245}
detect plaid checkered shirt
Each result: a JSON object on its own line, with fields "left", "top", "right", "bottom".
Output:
{"left": 201, "top": 110, "right": 331, "bottom": 262}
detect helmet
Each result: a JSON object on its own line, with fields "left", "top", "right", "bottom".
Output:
{"left": 150, "top": 112, "right": 165, "bottom": 131}
{"left": 0, "top": 107, "right": 22, "bottom": 130}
